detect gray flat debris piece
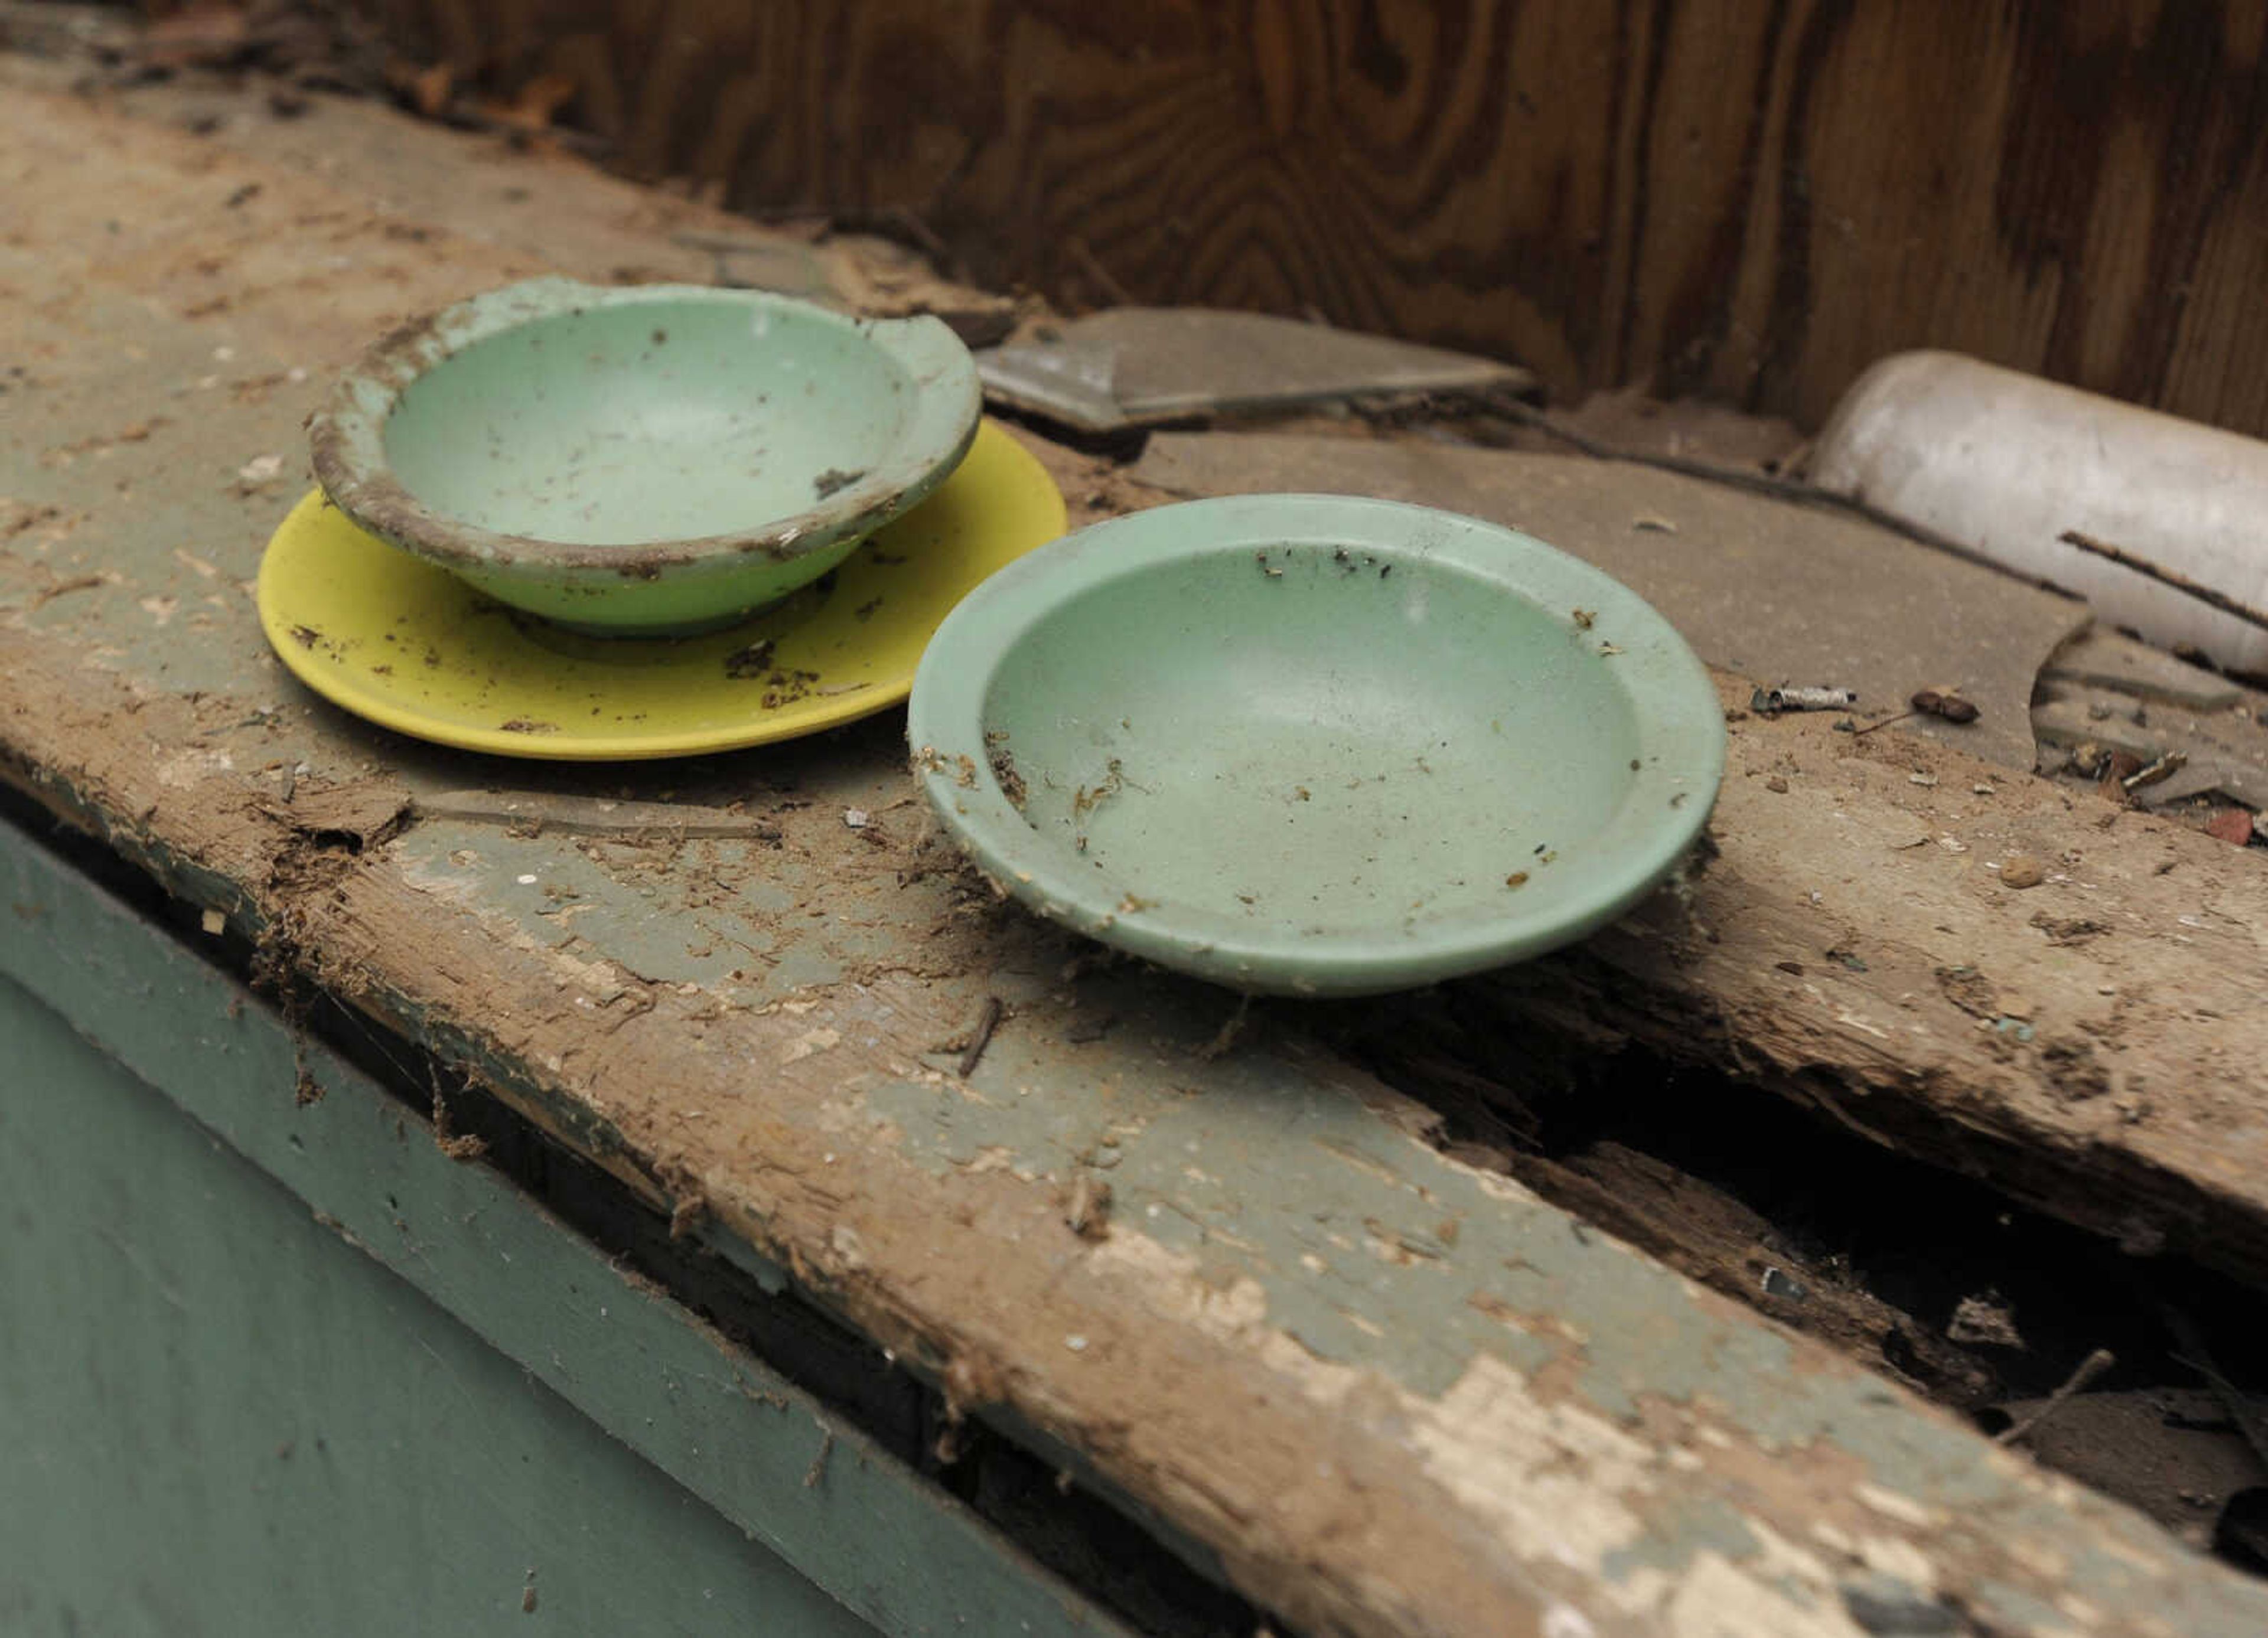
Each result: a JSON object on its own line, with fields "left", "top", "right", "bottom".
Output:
{"left": 979, "top": 308, "right": 1531, "bottom": 432}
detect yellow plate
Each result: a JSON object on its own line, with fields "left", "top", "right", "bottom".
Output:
{"left": 256, "top": 421, "right": 1065, "bottom": 760}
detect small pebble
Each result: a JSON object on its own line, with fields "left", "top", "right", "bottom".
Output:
{"left": 1765, "top": 775, "right": 1790, "bottom": 793}
{"left": 2000, "top": 854, "right": 2045, "bottom": 889}
{"left": 2205, "top": 809, "right": 2256, "bottom": 847}
{"left": 1760, "top": 1266, "right": 1810, "bottom": 1301}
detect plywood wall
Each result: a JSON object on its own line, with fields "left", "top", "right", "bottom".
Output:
{"left": 374, "top": 0, "right": 2268, "bottom": 434}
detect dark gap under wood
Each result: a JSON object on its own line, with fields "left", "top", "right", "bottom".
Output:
{"left": 1308, "top": 985, "right": 2268, "bottom": 1570}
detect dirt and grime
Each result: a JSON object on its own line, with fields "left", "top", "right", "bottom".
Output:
{"left": 5, "top": 48, "right": 2268, "bottom": 1638}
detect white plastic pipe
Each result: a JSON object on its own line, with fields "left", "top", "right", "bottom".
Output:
{"left": 1809, "top": 351, "right": 2268, "bottom": 673}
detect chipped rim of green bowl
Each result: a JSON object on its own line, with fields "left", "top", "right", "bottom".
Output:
{"left": 906, "top": 493, "right": 1728, "bottom": 997}
{"left": 307, "top": 277, "right": 980, "bottom": 580}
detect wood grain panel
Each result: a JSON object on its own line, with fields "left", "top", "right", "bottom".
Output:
{"left": 366, "top": 0, "right": 2268, "bottom": 436}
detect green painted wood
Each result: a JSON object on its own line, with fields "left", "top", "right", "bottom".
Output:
{"left": 0, "top": 817, "right": 1129, "bottom": 1638}
{"left": 0, "top": 970, "right": 878, "bottom": 1638}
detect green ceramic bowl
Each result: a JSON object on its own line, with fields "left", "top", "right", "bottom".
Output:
{"left": 308, "top": 279, "right": 980, "bottom": 635}
{"left": 907, "top": 495, "right": 1725, "bottom": 996}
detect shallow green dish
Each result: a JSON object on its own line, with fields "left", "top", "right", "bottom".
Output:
{"left": 308, "top": 279, "right": 980, "bottom": 635}
{"left": 907, "top": 494, "right": 1725, "bottom": 996}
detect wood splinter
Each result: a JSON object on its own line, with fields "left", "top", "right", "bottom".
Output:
{"left": 1995, "top": 1347, "right": 2116, "bottom": 1446}
{"left": 2060, "top": 529, "right": 2268, "bottom": 637}
{"left": 803, "top": 1428, "right": 835, "bottom": 1488}
{"left": 431, "top": 1092, "right": 488, "bottom": 1163}
{"left": 2121, "top": 751, "right": 2186, "bottom": 793}
{"left": 957, "top": 996, "right": 1003, "bottom": 1078}
{"left": 2165, "top": 1307, "right": 2268, "bottom": 1469}
{"left": 1196, "top": 995, "right": 1252, "bottom": 1061}
{"left": 1064, "top": 1174, "right": 1113, "bottom": 1240}
{"left": 1857, "top": 690, "right": 1981, "bottom": 736}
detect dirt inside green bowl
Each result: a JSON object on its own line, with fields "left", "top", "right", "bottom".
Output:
{"left": 382, "top": 299, "right": 909, "bottom": 547}
{"left": 986, "top": 549, "right": 1640, "bottom": 931}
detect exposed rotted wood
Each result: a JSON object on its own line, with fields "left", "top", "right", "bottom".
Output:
{"left": 359, "top": 0, "right": 2268, "bottom": 436}
{"left": 1480, "top": 694, "right": 2268, "bottom": 1284}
